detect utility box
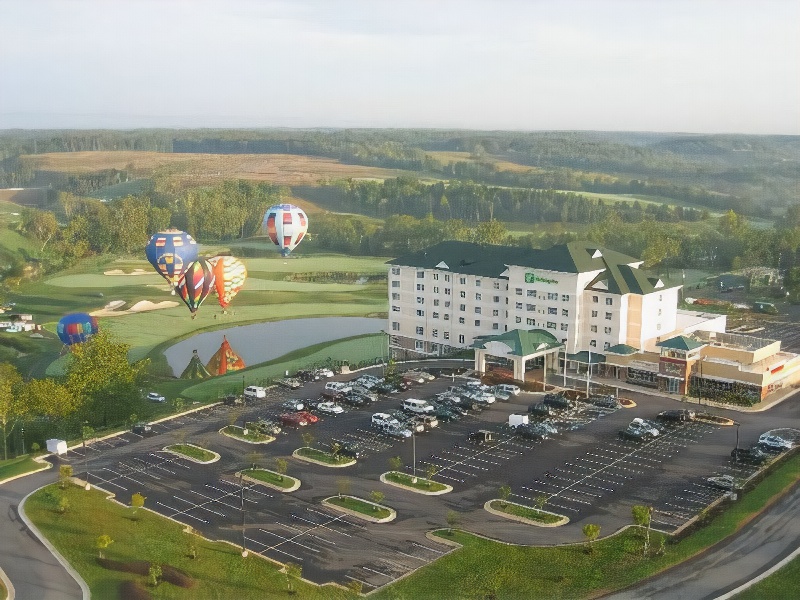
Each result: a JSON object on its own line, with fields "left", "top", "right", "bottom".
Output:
{"left": 46, "top": 439, "right": 68, "bottom": 455}
{"left": 509, "top": 414, "right": 529, "bottom": 428}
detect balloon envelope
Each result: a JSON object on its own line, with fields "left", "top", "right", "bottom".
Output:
{"left": 176, "top": 258, "right": 215, "bottom": 317}
{"left": 145, "top": 229, "right": 199, "bottom": 289}
{"left": 262, "top": 204, "right": 308, "bottom": 256}
{"left": 209, "top": 256, "right": 247, "bottom": 309}
{"left": 57, "top": 313, "right": 99, "bottom": 346}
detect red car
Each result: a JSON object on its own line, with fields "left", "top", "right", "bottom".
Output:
{"left": 296, "top": 411, "right": 319, "bottom": 424}
{"left": 280, "top": 413, "right": 308, "bottom": 427}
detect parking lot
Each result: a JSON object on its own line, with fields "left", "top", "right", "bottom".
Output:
{"left": 53, "top": 362, "right": 800, "bottom": 590}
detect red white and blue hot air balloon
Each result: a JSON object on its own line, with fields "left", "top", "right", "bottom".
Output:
{"left": 261, "top": 204, "right": 308, "bottom": 257}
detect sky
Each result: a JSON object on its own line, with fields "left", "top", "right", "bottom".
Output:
{"left": 2, "top": 0, "right": 798, "bottom": 134}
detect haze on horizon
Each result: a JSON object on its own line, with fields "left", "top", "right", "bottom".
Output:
{"left": 2, "top": 0, "right": 798, "bottom": 135}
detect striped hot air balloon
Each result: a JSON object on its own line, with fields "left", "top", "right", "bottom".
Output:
{"left": 176, "top": 258, "right": 215, "bottom": 318}
{"left": 144, "top": 229, "right": 199, "bottom": 291}
{"left": 261, "top": 203, "right": 308, "bottom": 256}
{"left": 208, "top": 256, "right": 247, "bottom": 310}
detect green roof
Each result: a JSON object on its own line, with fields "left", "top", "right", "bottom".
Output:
{"left": 656, "top": 335, "right": 706, "bottom": 351}
{"left": 566, "top": 351, "right": 606, "bottom": 364}
{"left": 605, "top": 344, "right": 640, "bottom": 355}
{"left": 473, "top": 329, "right": 562, "bottom": 356}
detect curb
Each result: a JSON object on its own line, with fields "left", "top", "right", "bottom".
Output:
{"left": 0, "top": 565, "right": 13, "bottom": 600}
{"left": 483, "top": 500, "right": 569, "bottom": 527}
{"left": 379, "top": 472, "right": 452, "bottom": 495}
{"left": 322, "top": 496, "right": 396, "bottom": 523}
{"left": 292, "top": 448, "right": 355, "bottom": 468}
{"left": 162, "top": 444, "right": 220, "bottom": 464}
{"left": 237, "top": 470, "right": 300, "bottom": 493}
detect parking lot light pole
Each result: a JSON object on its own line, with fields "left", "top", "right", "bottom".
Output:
{"left": 20, "top": 425, "right": 25, "bottom": 455}
{"left": 412, "top": 432, "right": 417, "bottom": 483}
{"left": 240, "top": 472, "right": 248, "bottom": 557}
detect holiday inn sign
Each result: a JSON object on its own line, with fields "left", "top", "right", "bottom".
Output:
{"left": 525, "top": 273, "right": 559, "bottom": 285}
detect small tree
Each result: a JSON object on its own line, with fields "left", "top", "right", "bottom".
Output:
{"left": 388, "top": 455, "right": 403, "bottom": 472}
{"left": 336, "top": 477, "right": 350, "bottom": 498}
{"left": 285, "top": 562, "right": 302, "bottom": 594}
{"left": 59, "top": 464, "right": 73, "bottom": 489}
{"left": 330, "top": 441, "right": 342, "bottom": 462}
{"left": 446, "top": 509, "right": 460, "bottom": 534}
{"left": 246, "top": 450, "right": 261, "bottom": 470}
{"left": 534, "top": 494, "right": 547, "bottom": 515}
{"left": 498, "top": 484, "right": 512, "bottom": 508}
{"left": 347, "top": 578, "right": 363, "bottom": 597}
{"left": 96, "top": 534, "right": 113, "bottom": 558}
{"left": 148, "top": 563, "right": 162, "bottom": 587}
{"left": 172, "top": 397, "right": 185, "bottom": 413}
{"left": 31, "top": 442, "right": 40, "bottom": 455}
{"left": 275, "top": 457, "right": 288, "bottom": 481}
{"left": 425, "top": 463, "right": 438, "bottom": 485}
{"left": 301, "top": 431, "right": 314, "bottom": 448}
{"left": 370, "top": 490, "right": 385, "bottom": 509}
{"left": 130, "top": 492, "right": 146, "bottom": 521}
{"left": 57, "top": 495, "right": 70, "bottom": 514}
{"left": 632, "top": 505, "right": 653, "bottom": 556}
{"left": 582, "top": 523, "right": 600, "bottom": 553}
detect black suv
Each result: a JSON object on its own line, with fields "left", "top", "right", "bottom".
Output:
{"left": 657, "top": 409, "right": 696, "bottom": 422}
{"left": 731, "top": 446, "right": 770, "bottom": 464}
{"left": 543, "top": 392, "right": 572, "bottom": 409}
{"left": 330, "top": 439, "right": 361, "bottom": 459}
{"left": 132, "top": 422, "right": 152, "bottom": 435}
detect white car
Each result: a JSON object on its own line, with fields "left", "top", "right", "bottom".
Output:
{"left": 316, "top": 401, "right": 344, "bottom": 415}
{"left": 371, "top": 413, "right": 398, "bottom": 428}
{"left": 244, "top": 386, "right": 266, "bottom": 399}
{"left": 146, "top": 392, "right": 165, "bottom": 403}
{"left": 495, "top": 384, "right": 521, "bottom": 396}
{"left": 758, "top": 433, "right": 793, "bottom": 451}
{"left": 315, "top": 368, "right": 335, "bottom": 378}
{"left": 325, "top": 381, "right": 352, "bottom": 394}
{"left": 628, "top": 418, "right": 660, "bottom": 437}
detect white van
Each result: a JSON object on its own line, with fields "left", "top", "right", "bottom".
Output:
{"left": 402, "top": 398, "right": 434, "bottom": 414}
{"left": 325, "top": 381, "right": 352, "bottom": 394}
{"left": 244, "top": 386, "right": 266, "bottom": 399}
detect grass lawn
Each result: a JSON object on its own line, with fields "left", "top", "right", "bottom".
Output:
{"left": 24, "top": 484, "right": 347, "bottom": 599}
{"left": 221, "top": 426, "right": 273, "bottom": 444}
{"left": 326, "top": 496, "right": 391, "bottom": 520}
{"left": 489, "top": 500, "right": 564, "bottom": 524}
{"left": 241, "top": 468, "right": 296, "bottom": 490}
{"left": 373, "top": 452, "right": 800, "bottom": 599}
{"left": 164, "top": 444, "right": 217, "bottom": 463}
{"left": 384, "top": 471, "right": 448, "bottom": 492}
{"left": 0, "top": 455, "right": 47, "bottom": 481}
{"left": 295, "top": 447, "right": 352, "bottom": 465}
{"left": 734, "top": 553, "right": 800, "bottom": 599}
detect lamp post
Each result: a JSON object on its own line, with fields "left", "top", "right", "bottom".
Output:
{"left": 412, "top": 432, "right": 417, "bottom": 483}
{"left": 20, "top": 425, "right": 25, "bottom": 455}
{"left": 240, "top": 472, "right": 248, "bottom": 557}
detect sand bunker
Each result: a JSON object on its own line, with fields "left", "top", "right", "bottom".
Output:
{"left": 90, "top": 300, "right": 179, "bottom": 317}
{"left": 103, "top": 268, "right": 150, "bottom": 275}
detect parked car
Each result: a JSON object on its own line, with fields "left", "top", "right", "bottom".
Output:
{"left": 495, "top": 383, "right": 521, "bottom": 396}
{"left": 341, "top": 393, "right": 366, "bottom": 408}
{"left": 401, "top": 371, "right": 428, "bottom": 384}
{"left": 468, "top": 429, "right": 495, "bottom": 445}
{"left": 657, "top": 409, "right": 696, "bottom": 422}
{"left": 627, "top": 418, "right": 661, "bottom": 437}
{"left": 382, "top": 422, "right": 412, "bottom": 438}
{"left": 281, "top": 399, "right": 305, "bottom": 411}
{"left": 222, "top": 394, "right": 243, "bottom": 406}
{"left": 618, "top": 428, "right": 650, "bottom": 442}
{"left": 244, "top": 385, "right": 267, "bottom": 399}
{"left": 371, "top": 412, "right": 397, "bottom": 428}
{"left": 147, "top": 391, "right": 166, "bottom": 403}
{"left": 730, "top": 446, "right": 771, "bottom": 465}
{"left": 350, "top": 385, "right": 378, "bottom": 402}
{"left": 433, "top": 399, "right": 469, "bottom": 416}
{"left": 758, "top": 433, "right": 793, "bottom": 451}
{"left": 376, "top": 381, "right": 402, "bottom": 394}
{"left": 325, "top": 381, "right": 352, "bottom": 394}
{"left": 295, "top": 369, "right": 319, "bottom": 382}
{"left": 330, "top": 439, "right": 361, "bottom": 459}
{"left": 278, "top": 378, "right": 303, "bottom": 390}
{"left": 430, "top": 403, "right": 460, "bottom": 422}
{"left": 316, "top": 401, "right": 344, "bottom": 416}
{"left": 462, "top": 389, "right": 496, "bottom": 405}
{"left": 707, "top": 474, "right": 741, "bottom": 490}
{"left": 249, "top": 419, "right": 281, "bottom": 435}
{"left": 132, "top": 422, "right": 152, "bottom": 435}
{"left": 543, "top": 392, "right": 572, "bottom": 409}
{"left": 413, "top": 414, "right": 439, "bottom": 430}
{"left": 296, "top": 411, "right": 319, "bottom": 424}
{"left": 528, "top": 402, "right": 554, "bottom": 416}
{"left": 402, "top": 398, "right": 435, "bottom": 414}
{"left": 515, "top": 423, "right": 550, "bottom": 440}
{"left": 590, "top": 394, "right": 621, "bottom": 409}
{"left": 404, "top": 419, "right": 426, "bottom": 434}
{"left": 280, "top": 413, "right": 308, "bottom": 427}
{"left": 314, "top": 367, "right": 335, "bottom": 378}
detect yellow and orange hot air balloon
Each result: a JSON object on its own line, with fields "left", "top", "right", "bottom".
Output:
{"left": 208, "top": 256, "right": 247, "bottom": 311}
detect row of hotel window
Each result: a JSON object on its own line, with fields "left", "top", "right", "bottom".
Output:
{"left": 392, "top": 303, "right": 615, "bottom": 321}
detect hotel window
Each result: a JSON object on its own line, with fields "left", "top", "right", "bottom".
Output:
{"left": 475, "top": 279, "right": 481, "bottom": 287}
{"left": 444, "top": 274, "right": 450, "bottom": 282}
{"left": 475, "top": 307, "right": 481, "bottom": 314}
{"left": 416, "top": 284, "right": 424, "bottom": 291}
{"left": 392, "top": 321, "right": 400, "bottom": 330}
{"left": 433, "top": 299, "right": 440, "bottom": 306}
{"left": 526, "top": 318, "right": 535, "bottom": 326}
{"left": 494, "top": 282, "right": 500, "bottom": 289}
{"left": 562, "top": 294, "right": 570, "bottom": 301}
{"left": 460, "top": 277, "right": 466, "bottom": 284}
{"left": 605, "top": 312, "right": 612, "bottom": 320}
{"left": 416, "top": 309, "right": 424, "bottom": 317}
{"left": 433, "top": 286, "right": 439, "bottom": 293}
{"left": 606, "top": 297, "right": 613, "bottom": 305}
{"left": 560, "top": 323, "right": 568, "bottom": 331}
{"left": 591, "top": 325, "right": 598, "bottom": 332}
{"left": 658, "top": 308, "right": 662, "bottom": 316}
{"left": 392, "top": 281, "right": 400, "bottom": 288}
{"left": 548, "top": 307, "right": 557, "bottom": 315}
{"left": 493, "top": 296, "right": 500, "bottom": 302}
{"left": 459, "top": 304, "right": 466, "bottom": 311}
{"left": 459, "top": 317, "right": 465, "bottom": 324}
{"left": 432, "top": 329, "right": 438, "bottom": 337}
{"left": 493, "top": 323, "right": 500, "bottom": 330}
{"left": 444, "top": 288, "right": 451, "bottom": 295}
{"left": 432, "top": 312, "right": 439, "bottom": 319}
{"left": 444, "top": 332, "right": 450, "bottom": 340}
{"left": 515, "top": 288, "right": 523, "bottom": 295}
{"left": 392, "top": 293, "right": 400, "bottom": 300}
{"left": 527, "top": 290, "right": 536, "bottom": 297}
{"left": 562, "top": 309, "right": 569, "bottom": 317}
{"left": 391, "top": 267, "right": 400, "bottom": 275}
{"left": 604, "top": 342, "right": 610, "bottom": 350}
{"left": 417, "top": 271, "right": 424, "bottom": 278}
{"left": 547, "top": 292, "right": 558, "bottom": 300}
{"left": 460, "top": 291, "right": 466, "bottom": 298}
{"left": 415, "top": 340, "right": 424, "bottom": 350}
{"left": 493, "top": 309, "right": 499, "bottom": 316}
{"left": 562, "top": 338, "right": 567, "bottom": 343}
{"left": 431, "top": 343, "right": 439, "bottom": 352}
{"left": 516, "top": 316, "right": 522, "bottom": 323}
{"left": 546, "top": 321, "right": 556, "bottom": 329}
{"left": 527, "top": 304, "right": 535, "bottom": 311}
{"left": 417, "top": 297, "right": 424, "bottom": 304}
{"left": 475, "top": 293, "right": 481, "bottom": 301}
{"left": 658, "top": 294, "right": 662, "bottom": 301}
{"left": 444, "top": 301, "right": 451, "bottom": 308}
{"left": 416, "top": 326, "right": 424, "bottom": 335}
{"left": 591, "top": 310, "right": 598, "bottom": 318}
{"left": 516, "top": 302, "right": 523, "bottom": 310}
{"left": 590, "top": 339, "right": 597, "bottom": 347}
{"left": 433, "top": 273, "right": 439, "bottom": 280}
{"left": 657, "top": 324, "right": 661, "bottom": 330}
{"left": 474, "top": 320, "right": 481, "bottom": 326}
{"left": 458, "top": 334, "right": 465, "bottom": 344}
{"left": 444, "top": 314, "right": 450, "bottom": 321}
{"left": 604, "top": 326, "right": 612, "bottom": 334}
{"left": 593, "top": 295, "right": 599, "bottom": 303}
{"left": 392, "top": 306, "right": 400, "bottom": 312}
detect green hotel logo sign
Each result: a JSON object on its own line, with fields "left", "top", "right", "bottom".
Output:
{"left": 525, "top": 273, "right": 559, "bottom": 285}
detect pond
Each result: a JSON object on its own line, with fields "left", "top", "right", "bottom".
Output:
{"left": 164, "top": 317, "right": 385, "bottom": 376}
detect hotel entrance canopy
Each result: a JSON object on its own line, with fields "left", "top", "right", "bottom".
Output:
{"left": 473, "top": 329, "right": 564, "bottom": 382}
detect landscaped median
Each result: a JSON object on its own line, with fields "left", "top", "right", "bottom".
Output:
{"left": 380, "top": 471, "right": 452, "bottom": 495}
{"left": 484, "top": 499, "right": 568, "bottom": 526}
{"left": 219, "top": 425, "right": 274, "bottom": 444}
{"left": 0, "top": 455, "right": 51, "bottom": 484}
{"left": 239, "top": 468, "right": 300, "bottom": 492}
{"left": 292, "top": 446, "right": 355, "bottom": 467}
{"left": 322, "top": 495, "right": 396, "bottom": 523}
{"left": 163, "top": 444, "right": 220, "bottom": 464}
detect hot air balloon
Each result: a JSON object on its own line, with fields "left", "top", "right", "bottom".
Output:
{"left": 208, "top": 256, "right": 247, "bottom": 311}
{"left": 145, "top": 229, "right": 199, "bottom": 292}
{"left": 175, "top": 258, "right": 215, "bottom": 318}
{"left": 205, "top": 336, "right": 246, "bottom": 376}
{"left": 57, "top": 313, "right": 99, "bottom": 346}
{"left": 261, "top": 203, "right": 308, "bottom": 256}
